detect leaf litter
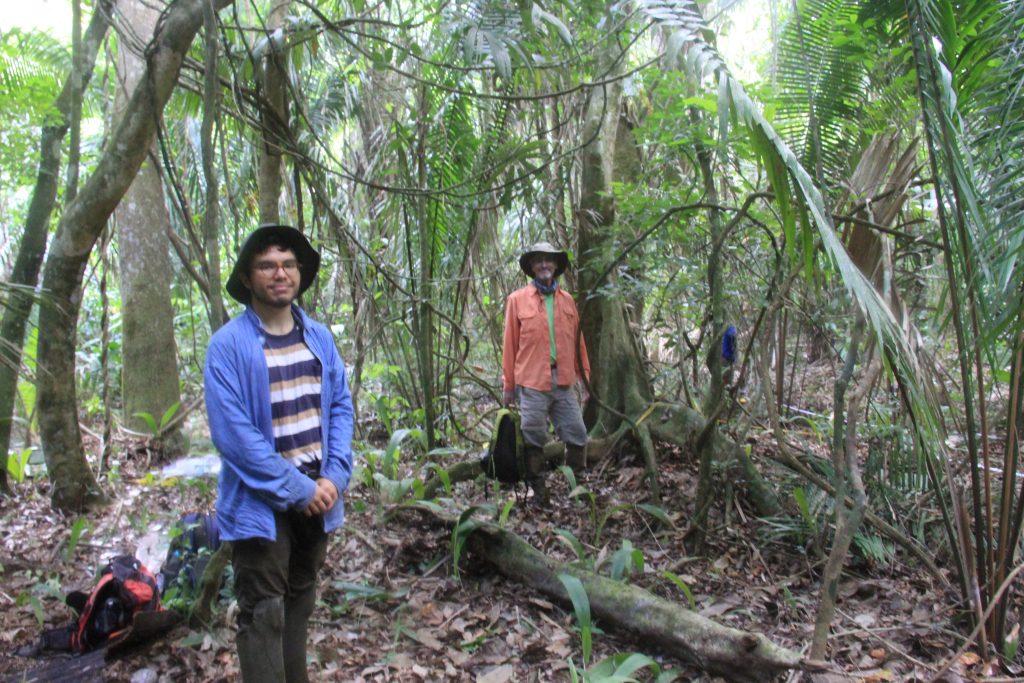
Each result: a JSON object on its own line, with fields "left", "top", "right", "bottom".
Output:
{"left": 0, "top": 422, "right": 998, "bottom": 682}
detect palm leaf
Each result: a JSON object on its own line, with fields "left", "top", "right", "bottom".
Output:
{"left": 958, "top": 0, "right": 1024, "bottom": 301}
{"left": 772, "top": 0, "right": 870, "bottom": 186}
{"left": 902, "top": 0, "right": 1024, "bottom": 640}
{"left": 0, "top": 29, "right": 68, "bottom": 99}
{"left": 637, "top": 0, "right": 946, "bottom": 525}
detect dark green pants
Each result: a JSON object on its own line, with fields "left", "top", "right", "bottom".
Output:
{"left": 232, "top": 511, "right": 328, "bottom": 683}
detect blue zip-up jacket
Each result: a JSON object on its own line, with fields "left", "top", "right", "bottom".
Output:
{"left": 204, "top": 305, "right": 354, "bottom": 542}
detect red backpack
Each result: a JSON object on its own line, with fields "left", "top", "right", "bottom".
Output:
{"left": 67, "top": 555, "right": 162, "bottom": 652}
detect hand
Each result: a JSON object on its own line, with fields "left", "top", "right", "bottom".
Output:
{"left": 578, "top": 380, "right": 590, "bottom": 404}
{"left": 304, "top": 477, "right": 339, "bottom": 516}
{"left": 503, "top": 389, "right": 515, "bottom": 407}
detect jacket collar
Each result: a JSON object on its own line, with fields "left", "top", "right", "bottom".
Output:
{"left": 242, "top": 303, "right": 308, "bottom": 335}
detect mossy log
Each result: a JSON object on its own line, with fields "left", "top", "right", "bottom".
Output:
{"left": 422, "top": 407, "right": 780, "bottom": 519}
{"left": 420, "top": 501, "right": 810, "bottom": 679}
{"left": 421, "top": 438, "right": 617, "bottom": 500}
{"left": 453, "top": 514, "right": 810, "bottom": 683}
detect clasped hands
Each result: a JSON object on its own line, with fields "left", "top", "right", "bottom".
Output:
{"left": 303, "top": 477, "right": 339, "bottom": 517}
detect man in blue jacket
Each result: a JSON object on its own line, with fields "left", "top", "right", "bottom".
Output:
{"left": 205, "top": 225, "right": 353, "bottom": 683}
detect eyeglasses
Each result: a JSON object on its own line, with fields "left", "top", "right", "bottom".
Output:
{"left": 254, "top": 260, "right": 301, "bottom": 276}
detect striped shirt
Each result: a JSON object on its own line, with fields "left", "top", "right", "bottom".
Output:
{"left": 263, "top": 323, "right": 323, "bottom": 474}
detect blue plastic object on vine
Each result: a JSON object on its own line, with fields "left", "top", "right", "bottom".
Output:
{"left": 722, "top": 325, "right": 737, "bottom": 364}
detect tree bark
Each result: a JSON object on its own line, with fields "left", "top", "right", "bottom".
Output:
{"left": 0, "top": 0, "right": 112, "bottom": 496}
{"left": 412, "top": 84, "right": 437, "bottom": 449}
{"left": 446, "top": 512, "right": 809, "bottom": 682}
{"left": 648, "top": 405, "right": 783, "bottom": 518}
{"left": 811, "top": 332, "right": 876, "bottom": 660}
{"left": 418, "top": 424, "right": 781, "bottom": 520}
{"left": 691, "top": 118, "right": 726, "bottom": 552}
{"left": 36, "top": 0, "right": 232, "bottom": 512}
{"left": 257, "top": 0, "right": 290, "bottom": 224}
{"left": 575, "top": 14, "right": 653, "bottom": 442}
{"left": 113, "top": 0, "right": 185, "bottom": 453}
{"left": 418, "top": 440, "right": 609, "bottom": 500}
{"left": 202, "top": 0, "right": 226, "bottom": 332}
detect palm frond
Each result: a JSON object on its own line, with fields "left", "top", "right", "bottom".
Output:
{"left": 904, "top": 0, "right": 995, "bottom": 327}
{"left": 901, "top": 0, "right": 1024, "bottom": 641}
{"left": 959, "top": 0, "right": 1024, "bottom": 300}
{"left": 637, "top": 0, "right": 947, "bottom": 470}
{"left": 772, "top": 0, "right": 870, "bottom": 186}
{"left": 0, "top": 28, "right": 69, "bottom": 98}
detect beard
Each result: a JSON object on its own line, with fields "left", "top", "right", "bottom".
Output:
{"left": 249, "top": 282, "right": 296, "bottom": 308}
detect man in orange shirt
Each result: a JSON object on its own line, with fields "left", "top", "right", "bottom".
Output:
{"left": 502, "top": 242, "right": 590, "bottom": 505}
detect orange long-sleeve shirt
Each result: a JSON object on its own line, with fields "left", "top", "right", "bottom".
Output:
{"left": 502, "top": 284, "right": 591, "bottom": 392}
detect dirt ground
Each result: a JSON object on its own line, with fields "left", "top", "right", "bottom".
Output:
{"left": 0, "top": 421, "right": 1011, "bottom": 682}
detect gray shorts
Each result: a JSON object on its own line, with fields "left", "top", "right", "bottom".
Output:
{"left": 517, "top": 368, "right": 588, "bottom": 448}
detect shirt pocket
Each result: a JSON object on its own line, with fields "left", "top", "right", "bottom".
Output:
{"left": 517, "top": 306, "right": 546, "bottom": 343}
{"left": 562, "top": 302, "right": 579, "bottom": 327}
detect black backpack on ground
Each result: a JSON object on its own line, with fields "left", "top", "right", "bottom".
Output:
{"left": 158, "top": 511, "right": 221, "bottom": 597}
{"left": 479, "top": 409, "right": 525, "bottom": 483}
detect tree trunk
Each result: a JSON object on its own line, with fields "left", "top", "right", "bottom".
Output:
{"left": 691, "top": 122, "right": 725, "bottom": 552}
{"left": 575, "top": 21, "right": 653, "bottom": 439}
{"left": 257, "top": 0, "right": 290, "bottom": 224}
{"left": 811, "top": 331, "right": 876, "bottom": 660}
{"left": 445, "top": 513, "right": 808, "bottom": 682}
{"left": 418, "top": 439, "right": 616, "bottom": 500}
{"left": 36, "top": 0, "right": 231, "bottom": 512}
{"left": 647, "top": 404, "right": 782, "bottom": 518}
{"left": 202, "top": 0, "right": 226, "bottom": 332}
{"left": 0, "top": 0, "right": 112, "bottom": 495}
{"left": 419, "top": 424, "right": 781, "bottom": 520}
{"left": 113, "top": 0, "right": 185, "bottom": 453}
{"left": 411, "top": 84, "right": 437, "bottom": 449}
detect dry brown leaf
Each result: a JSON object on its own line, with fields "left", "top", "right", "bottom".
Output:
{"left": 853, "top": 612, "right": 877, "bottom": 628}
{"left": 446, "top": 646, "right": 471, "bottom": 667}
{"left": 476, "top": 664, "right": 515, "bottom": 683}
{"left": 388, "top": 652, "right": 417, "bottom": 671}
{"left": 411, "top": 627, "right": 445, "bottom": 651}
{"left": 958, "top": 651, "right": 981, "bottom": 666}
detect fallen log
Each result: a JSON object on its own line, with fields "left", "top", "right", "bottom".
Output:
{"left": 6, "top": 649, "right": 105, "bottom": 683}
{"left": 416, "top": 505, "right": 812, "bottom": 682}
{"left": 421, "top": 405, "right": 783, "bottom": 520}
{"left": 420, "top": 438, "right": 616, "bottom": 500}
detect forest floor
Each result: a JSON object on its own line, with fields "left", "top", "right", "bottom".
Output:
{"left": 0, "top": 383, "right": 1014, "bottom": 682}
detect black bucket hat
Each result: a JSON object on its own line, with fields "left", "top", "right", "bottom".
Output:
{"left": 518, "top": 241, "right": 569, "bottom": 278}
{"left": 226, "top": 224, "right": 321, "bottom": 304}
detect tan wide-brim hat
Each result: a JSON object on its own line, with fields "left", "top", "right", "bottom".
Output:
{"left": 226, "top": 225, "right": 321, "bottom": 304}
{"left": 519, "top": 242, "right": 569, "bottom": 278}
